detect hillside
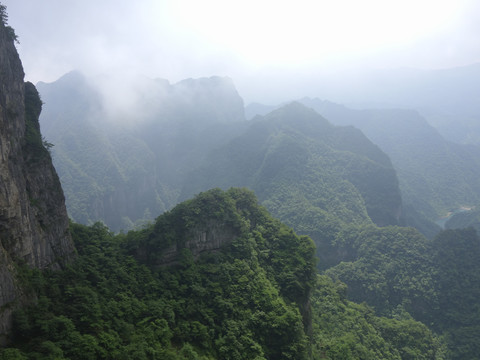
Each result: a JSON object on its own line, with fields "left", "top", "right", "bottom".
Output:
{"left": 247, "top": 98, "right": 480, "bottom": 230}
{"left": 182, "top": 103, "right": 404, "bottom": 256}
{"left": 445, "top": 206, "right": 480, "bottom": 232}
{"left": 300, "top": 98, "right": 480, "bottom": 223}
{"left": 1, "top": 188, "right": 444, "bottom": 359}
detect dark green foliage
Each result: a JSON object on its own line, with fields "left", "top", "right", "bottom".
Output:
{"left": 132, "top": 188, "right": 245, "bottom": 263}
{"left": 325, "top": 225, "right": 436, "bottom": 320}
{"left": 5, "top": 189, "right": 316, "bottom": 359}
{"left": 23, "top": 82, "right": 51, "bottom": 161}
{"left": 2, "top": 188, "right": 446, "bottom": 359}
{"left": 0, "top": 3, "right": 18, "bottom": 43}
{"left": 431, "top": 228, "right": 480, "bottom": 359}
{"left": 129, "top": 188, "right": 317, "bottom": 321}
{"left": 321, "top": 223, "right": 480, "bottom": 359}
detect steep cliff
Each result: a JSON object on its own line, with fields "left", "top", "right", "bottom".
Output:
{"left": 0, "top": 15, "right": 75, "bottom": 342}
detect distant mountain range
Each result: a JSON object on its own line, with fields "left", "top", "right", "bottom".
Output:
{"left": 246, "top": 97, "right": 480, "bottom": 227}
{"left": 37, "top": 65, "right": 480, "bottom": 239}
{"left": 278, "top": 63, "right": 480, "bottom": 145}
{"left": 37, "top": 72, "right": 248, "bottom": 230}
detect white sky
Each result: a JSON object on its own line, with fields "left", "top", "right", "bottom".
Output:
{"left": 2, "top": 0, "right": 480, "bottom": 103}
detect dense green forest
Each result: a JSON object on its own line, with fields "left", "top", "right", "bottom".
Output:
{"left": 3, "top": 189, "right": 480, "bottom": 359}
{"left": 2, "top": 189, "right": 451, "bottom": 359}
{"left": 181, "top": 103, "right": 402, "bottom": 229}
{"left": 28, "top": 78, "right": 480, "bottom": 358}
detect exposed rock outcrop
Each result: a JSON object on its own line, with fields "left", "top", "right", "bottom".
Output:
{"left": 0, "top": 17, "right": 75, "bottom": 342}
{"left": 159, "top": 220, "right": 239, "bottom": 266}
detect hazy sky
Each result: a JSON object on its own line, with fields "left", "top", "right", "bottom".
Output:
{"left": 3, "top": 0, "right": 480, "bottom": 103}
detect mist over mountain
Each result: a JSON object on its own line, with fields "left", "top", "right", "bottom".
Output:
{"left": 181, "top": 102, "right": 403, "bottom": 227}
{"left": 21, "top": 64, "right": 480, "bottom": 358}
{"left": 247, "top": 63, "right": 480, "bottom": 146}
{"left": 37, "top": 73, "right": 409, "bottom": 239}
{"left": 4, "top": 1, "right": 480, "bottom": 358}
{"left": 247, "top": 96, "right": 480, "bottom": 228}
{"left": 37, "top": 71, "right": 248, "bottom": 230}
{"left": 361, "top": 64, "right": 480, "bottom": 145}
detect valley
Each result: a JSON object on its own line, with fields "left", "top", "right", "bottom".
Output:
{"left": 1, "top": 2, "right": 480, "bottom": 358}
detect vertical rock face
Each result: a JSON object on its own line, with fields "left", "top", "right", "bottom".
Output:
{"left": 0, "top": 19, "right": 75, "bottom": 341}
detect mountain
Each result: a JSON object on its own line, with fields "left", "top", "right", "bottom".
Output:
{"left": 283, "top": 64, "right": 480, "bottom": 145}
{"left": 38, "top": 70, "right": 407, "bottom": 246}
{"left": 180, "top": 103, "right": 405, "bottom": 268}
{"left": 247, "top": 98, "right": 480, "bottom": 231}
{"left": 37, "top": 72, "right": 248, "bottom": 230}
{"left": 0, "top": 15, "right": 75, "bottom": 341}
{"left": 36, "top": 72, "right": 163, "bottom": 230}
{"left": 39, "top": 74, "right": 405, "bottom": 238}
{"left": 300, "top": 98, "right": 480, "bottom": 222}
{"left": 2, "top": 188, "right": 444, "bottom": 358}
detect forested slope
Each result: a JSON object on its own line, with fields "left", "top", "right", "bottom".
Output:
{"left": 1, "top": 189, "right": 444, "bottom": 359}
{"left": 299, "top": 98, "right": 480, "bottom": 222}
{"left": 324, "top": 225, "right": 480, "bottom": 359}
{"left": 181, "top": 102, "right": 404, "bottom": 265}
{"left": 246, "top": 98, "right": 480, "bottom": 235}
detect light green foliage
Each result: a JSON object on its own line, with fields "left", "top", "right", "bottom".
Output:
{"left": 181, "top": 103, "right": 405, "bottom": 275}
{"left": 0, "top": 3, "right": 18, "bottom": 43}
{"left": 23, "top": 82, "right": 51, "bottom": 161}
{"left": 183, "top": 103, "right": 401, "bottom": 229}
{"left": 300, "top": 99, "right": 480, "bottom": 226}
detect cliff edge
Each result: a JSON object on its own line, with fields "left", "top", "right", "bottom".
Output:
{"left": 0, "top": 11, "right": 75, "bottom": 343}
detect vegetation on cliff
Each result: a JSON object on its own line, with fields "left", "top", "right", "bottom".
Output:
{"left": 0, "top": 3, "right": 18, "bottom": 43}
{"left": 1, "top": 189, "right": 444, "bottom": 359}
